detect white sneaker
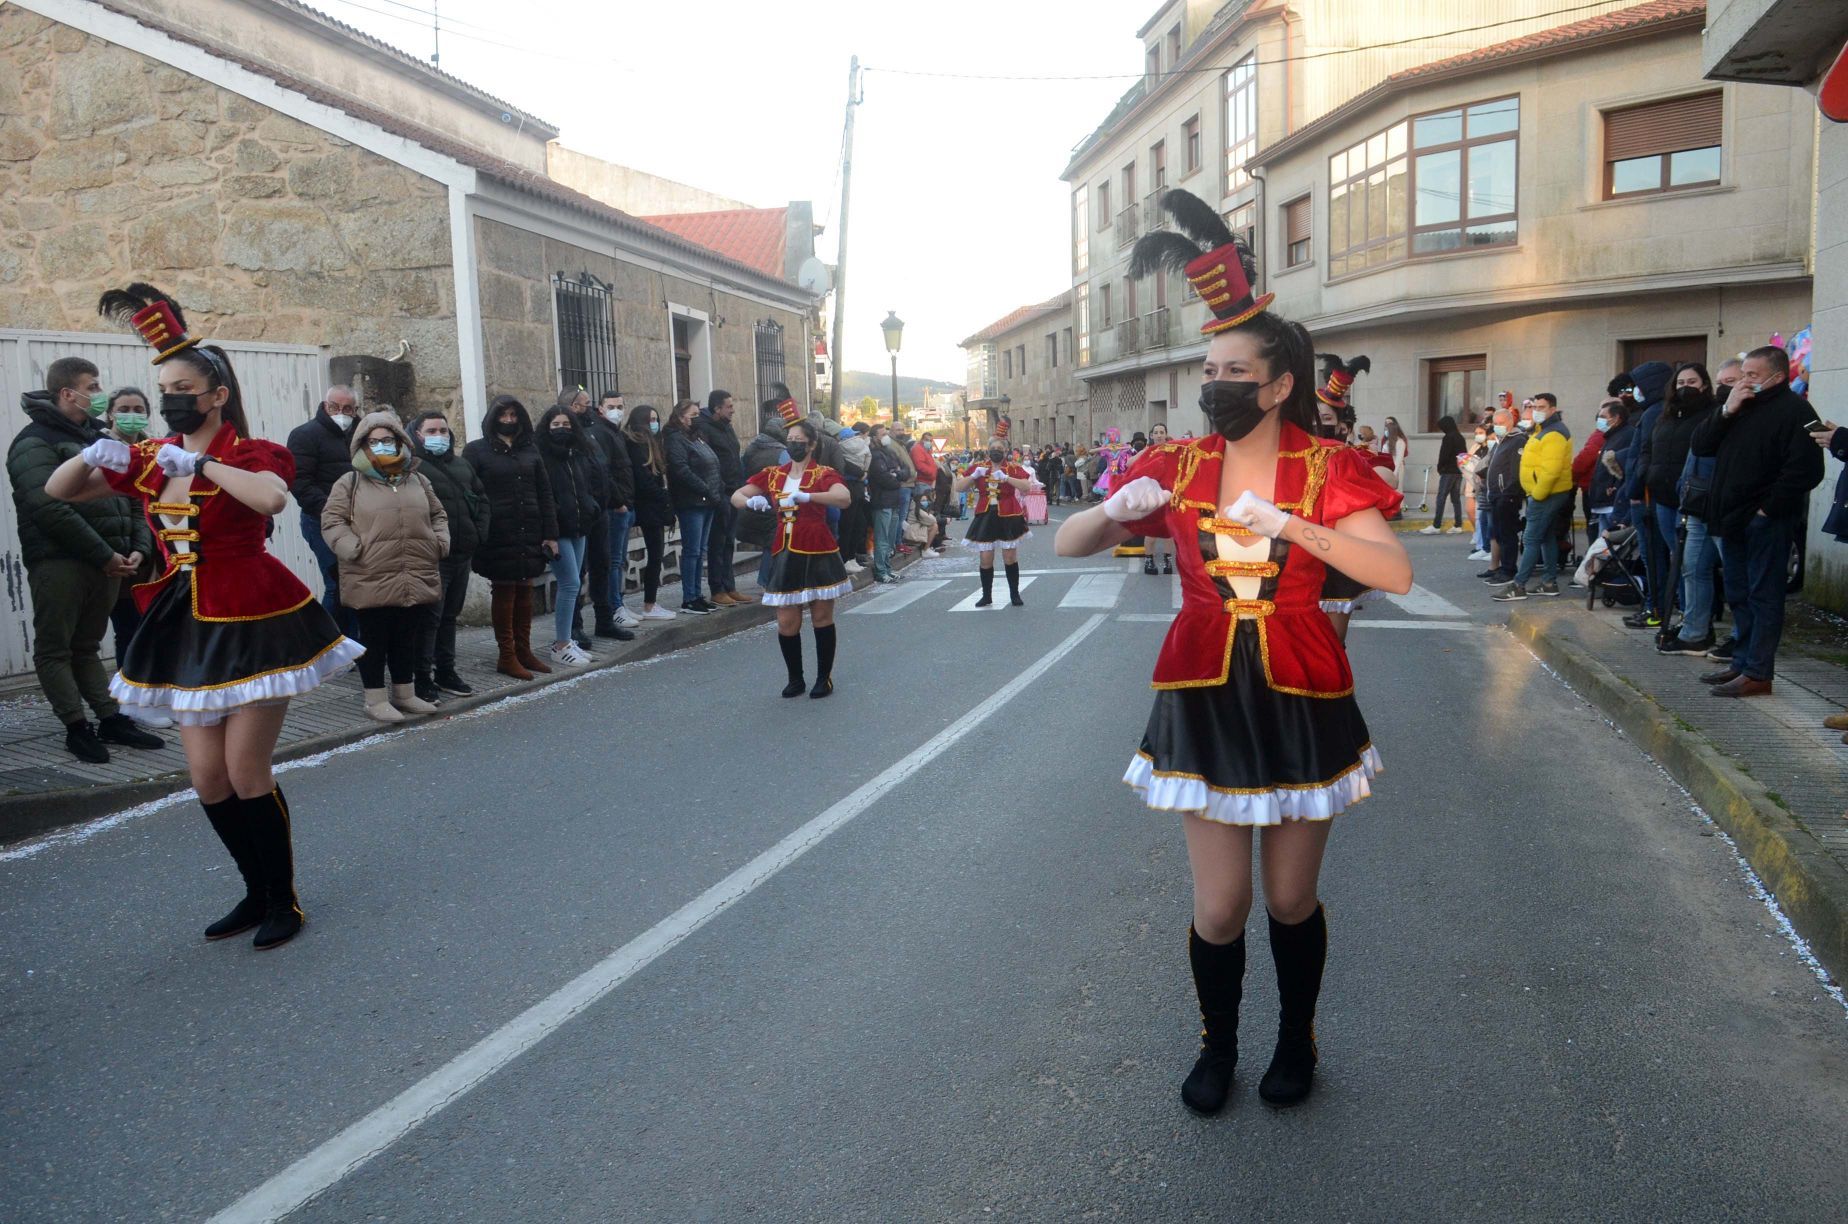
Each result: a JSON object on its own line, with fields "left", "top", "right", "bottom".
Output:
{"left": 641, "top": 605, "right": 675, "bottom": 621}
{"left": 614, "top": 607, "right": 641, "bottom": 629}
{"left": 843, "top": 559, "right": 864, "bottom": 573}
{"left": 1444, "top": 527, "right": 1463, "bottom": 534}
{"left": 1467, "top": 549, "right": 1491, "bottom": 561}
{"left": 1418, "top": 525, "right": 1441, "bottom": 534}
{"left": 548, "top": 641, "right": 592, "bottom": 666}
{"left": 922, "top": 548, "right": 941, "bottom": 558}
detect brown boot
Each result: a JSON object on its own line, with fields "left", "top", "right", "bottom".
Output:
{"left": 513, "top": 583, "right": 553, "bottom": 674}
{"left": 492, "top": 585, "right": 532, "bottom": 680}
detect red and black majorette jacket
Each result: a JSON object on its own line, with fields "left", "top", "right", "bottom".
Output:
{"left": 1116, "top": 423, "right": 1403, "bottom": 696}
{"left": 103, "top": 423, "right": 314, "bottom": 620}
{"left": 964, "top": 461, "right": 1029, "bottom": 516}
{"left": 749, "top": 462, "right": 844, "bottom": 556}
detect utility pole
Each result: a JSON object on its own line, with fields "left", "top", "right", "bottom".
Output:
{"left": 431, "top": 0, "right": 441, "bottom": 66}
{"left": 828, "top": 56, "right": 861, "bottom": 419}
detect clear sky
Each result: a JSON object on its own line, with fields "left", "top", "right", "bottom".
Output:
{"left": 313, "top": 0, "right": 1145, "bottom": 381}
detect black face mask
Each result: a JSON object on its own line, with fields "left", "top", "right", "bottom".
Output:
{"left": 988, "top": 448, "right": 1006, "bottom": 463}
{"left": 786, "top": 441, "right": 810, "bottom": 461}
{"left": 1314, "top": 420, "right": 1341, "bottom": 440}
{"left": 160, "top": 392, "right": 211, "bottom": 436}
{"left": 1672, "top": 386, "right": 1709, "bottom": 409}
{"left": 1200, "top": 380, "right": 1272, "bottom": 442}
{"left": 495, "top": 420, "right": 520, "bottom": 437}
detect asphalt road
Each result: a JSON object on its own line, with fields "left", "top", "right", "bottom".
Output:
{"left": 3, "top": 520, "right": 1844, "bottom": 1223}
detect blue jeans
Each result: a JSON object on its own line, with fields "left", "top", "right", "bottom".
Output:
{"left": 873, "top": 506, "right": 900, "bottom": 579}
{"left": 1514, "top": 491, "right": 1571, "bottom": 586}
{"left": 300, "top": 510, "right": 357, "bottom": 636}
{"left": 1679, "top": 516, "right": 1720, "bottom": 641}
{"left": 1634, "top": 502, "right": 1666, "bottom": 616}
{"left": 1721, "top": 515, "right": 1793, "bottom": 681}
{"left": 1650, "top": 501, "right": 1681, "bottom": 621}
{"left": 676, "top": 507, "right": 714, "bottom": 602}
{"left": 1474, "top": 500, "right": 1491, "bottom": 552}
{"left": 549, "top": 536, "right": 587, "bottom": 645}
{"left": 897, "top": 485, "right": 913, "bottom": 535}
{"left": 606, "top": 508, "right": 635, "bottom": 608}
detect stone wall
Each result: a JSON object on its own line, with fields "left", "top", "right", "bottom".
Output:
{"left": 0, "top": 8, "right": 462, "bottom": 424}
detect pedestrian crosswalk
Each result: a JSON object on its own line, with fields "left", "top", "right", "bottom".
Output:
{"left": 948, "top": 577, "right": 1037, "bottom": 611}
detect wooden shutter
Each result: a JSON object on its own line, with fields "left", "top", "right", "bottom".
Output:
{"left": 1285, "top": 197, "right": 1312, "bottom": 245}
{"left": 1605, "top": 92, "right": 1722, "bottom": 161}
{"left": 1428, "top": 354, "right": 1485, "bottom": 375}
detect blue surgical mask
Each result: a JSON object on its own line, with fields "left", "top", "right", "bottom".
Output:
{"left": 422, "top": 434, "right": 451, "bottom": 455}
{"left": 369, "top": 440, "right": 399, "bottom": 458}
{"left": 648, "top": 421, "right": 660, "bottom": 435}
{"left": 1493, "top": 423, "right": 1508, "bottom": 437}
{"left": 1594, "top": 418, "right": 1610, "bottom": 433}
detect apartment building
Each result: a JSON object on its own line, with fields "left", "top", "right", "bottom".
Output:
{"left": 960, "top": 293, "right": 1085, "bottom": 448}
{"left": 1060, "top": 0, "right": 1752, "bottom": 445}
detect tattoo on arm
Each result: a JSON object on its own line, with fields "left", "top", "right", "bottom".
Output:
{"left": 1301, "top": 526, "right": 1333, "bottom": 552}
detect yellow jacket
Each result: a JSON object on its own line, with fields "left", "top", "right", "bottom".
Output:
{"left": 1519, "top": 420, "right": 1573, "bottom": 499}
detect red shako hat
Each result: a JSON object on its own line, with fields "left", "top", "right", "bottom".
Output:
{"left": 1130, "top": 189, "right": 1273, "bottom": 337}
{"left": 97, "top": 282, "right": 201, "bottom": 364}
{"left": 994, "top": 414, "right": 1010, "bottom": 441}
{"left": 1315, "top": 354, "right": 1371, "bottom": 408}
{"left": 776, "top": 397, "right": 802, "bottom": 428}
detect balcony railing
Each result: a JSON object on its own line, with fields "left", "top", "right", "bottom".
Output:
{"left": 1144, "top": 191, "right": 1167, "bottom": 234}
{"left": 1116, "top": 316, "right": 1141, "bottom": 356}
{"left": 1115, "top": 203, "right": 1139, "bottom": 250}
{"left": 1142, "top": 306, "right": 1171, "bottom": 349}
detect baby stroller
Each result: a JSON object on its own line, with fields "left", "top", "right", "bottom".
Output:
{"left": 1580, "top": 525, "right": 1645, "bottom": 610}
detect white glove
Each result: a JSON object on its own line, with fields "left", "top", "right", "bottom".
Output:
{"left": 967, "top": 466, "right": 987, "bottom": 480}
{"left": 777, "top": 494, "right": 796, "bottom": 509}
{"left": 155, "top": 443, "right": 206, "bottom": 478}
{"left": 1226, "top": 490, "right": 1290, "bottom": 539}
{"left": 80, "top": 437, "right": 131, "bottom": 473}
{"left": 792, "top": 490, "right": 812, "bottom": 504}
{"left": 745, "top": 495, "right": 771, "bottom": 512}
{"left": 1103, "top": 476, "right": 1167, "bottom": 523}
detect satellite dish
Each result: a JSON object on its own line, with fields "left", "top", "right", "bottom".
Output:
{"left": 797, "top": 257, "right": 833, "bottom": 295}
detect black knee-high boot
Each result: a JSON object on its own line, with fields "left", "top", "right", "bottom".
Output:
{"left": 810, "top": 624, "right": 836, "bottom": 698}
{"left": 1005, "top": 561, "right": 1023, "bottom": 606}
{"left": 778, "top": 632, "right": 805, "bottom": 698}
{"left": 975, "top": 565, "right": 994, "bottom": 607}
{"left": 201, "top": 794, "right": 263, "bottom": 941}
{"left": 245, "top": 786, "right": 304, "bottom": 950}
{"left": 1182, "top": 927, "right": 1245, "bottom": 1114}
{"left": 1259, "top": 905, "right": 1326, "bottom": 1106}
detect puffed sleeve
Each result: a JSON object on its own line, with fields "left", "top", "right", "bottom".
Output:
{"left": 225, "top": 437, "right": 297, "bottom": 483}
{"left": 1115, "top": 444, "right": 1177, "bottom": 539}
{"left": 1319, "top": 446, "right": 1403, "bottom": 524}
{"left": 812, "top": 466, "right": 844, "bottom": 493}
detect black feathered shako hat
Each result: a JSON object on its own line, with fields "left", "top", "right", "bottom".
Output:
{"left": 1130, "top": 189, "right": 1273, "bottom": 335}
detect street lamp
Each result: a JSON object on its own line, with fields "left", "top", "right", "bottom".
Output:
{"left": 881, "top": 310, "right": 903, "bottom": 424}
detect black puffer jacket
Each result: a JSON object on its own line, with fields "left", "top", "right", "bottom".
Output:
{"left": 693, "top": 410, "right": 745, "bottom": 493}
{"left": 584, "top": 413, "right": 634, "bottom": 510}
{"left": 622, "top": 433, "right": 675, "bottom": 528}
{"left": 286, "top": 410, "right": 353, "bottom": 518}
{"left": 737, "top": 428, "right": 788, "bottom": 547}
{"left": 413, "top": 442, "right": 490, "bottom": 557}
{"left": 463, "top": 404, "right": 558, "bottom": 582}
{"left": 1642, "top": 398, "right": 1707, "bottom": 509}
{"left": 535, "top": 413, "right": 603, "bottom": 538}
{"left": 664, "top": 426, "right": 723, "bottom": 509}
{"left": 7, "top": 393, "right": 151, "bottom": 568}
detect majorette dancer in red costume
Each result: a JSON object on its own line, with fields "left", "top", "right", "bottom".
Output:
{"left": 732, "top": 414, "right": 852, "bottom": 698}
{"left": 1313, "top": 353, "right": 1376, "bottom": 641}
{"left": 47, "top": 284, "right": 363, "bottom": 950}
{"left": 953, "top": 415, "right": 1037, "bottom": 607}
{"left": 1056, "top": 191, "right": 1411, "bottom": 1114}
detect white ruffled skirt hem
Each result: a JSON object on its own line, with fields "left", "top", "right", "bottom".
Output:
{"left": 110, "top": 637, "right": 365, "bottom": 727}
{"left": 968, "top": 533, "right": 1031, "bottom": 553}
{"left": 760, "top": 581, "right": 853, "bottom": 606}
{"left": 1319, "top": 588, "right": 1384, "bottom": 614}
{"left": 1122, "top": 744, "right": 1383, "bottom": 826}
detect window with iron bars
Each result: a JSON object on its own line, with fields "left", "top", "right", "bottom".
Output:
{"left": 553, "top": 271, "right": 619, "bottom": 396}
{"left": 754, "top": 319, "right": 787, "bottom": 405}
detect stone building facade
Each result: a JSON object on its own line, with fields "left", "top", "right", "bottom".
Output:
{"left": 958, "top": 294, "right": 1087, "bottom": 450}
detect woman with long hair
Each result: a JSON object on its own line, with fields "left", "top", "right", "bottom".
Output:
{"left": 1379, "top": 415, "right": 1410, "bottom": 515}
{"left": 1423, "top": 415, "right": 1468, "bottom": 534}
{"left": 1058, "top": 193, "right": 1410, "bottom": 1114}
{"left": 533, "top": 405, "right": 604, "bottom": 665}
{"left": 732, "top": 418, "right": 853, "bottom": 697}
{"left": 1143, "top": 422, "right": 1176, "bottom": 576}
{"left": 463, "top": 395, "right": 557, "bottom": 680}
{"left": 663, "top": 398, "right": 724, "bottom": 615}
{"left": 49, "top": 284, "right": 364, "bottom": 950}
{"left": 619, "top": 403, "right": 676, "bottom": 619}
{"left": 1643, "top": 362, "right": 1715, "bottom": 642}
{"left": 953, "top": 417, "right": 1037, "bottom": 606}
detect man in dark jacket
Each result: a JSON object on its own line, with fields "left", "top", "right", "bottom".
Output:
{"left": 1482, "top": 408, "right": 1528, "bottom": 583}
{"left": 410, "top": 411, "right": 491, "bottom": 699}
{"left": 695, "top": 390, "right": 750, "bottom": 605}
{"left": 7, "top": 357, "right": 162, "bottom": 762}
{"left": 1615, "top": 361, "right": 1673, "bottom": 627}
{"left": 867, "top": 422, "right": 906, "bottom": 583}
{"left": 592, "top": 391, "right": 638, "bottom": 629}
{"left": 560, "top": 387, "right": 635, "bottom": 642}
{"left": 287, "top": 385, "right": 358, "bottom": 633}
{"left": 1689, "top": 345, "right": 1824, "bottom": 696}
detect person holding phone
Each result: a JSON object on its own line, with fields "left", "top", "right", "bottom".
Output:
{"left": 1688, "top": 345, "right": 1824, "bottom": 697}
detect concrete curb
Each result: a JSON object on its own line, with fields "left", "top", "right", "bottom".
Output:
{"left": 0, "top": 556, "right": 912, "bottom": 846}
{"left": 1507, "top": 609, "right": 1848, "bottom": 986}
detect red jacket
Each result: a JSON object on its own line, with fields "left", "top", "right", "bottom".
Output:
{"left": 965, "top": 461, "right": 1029, "bottom": 516}
{"left": 104, "top": 423, "right": 312, "bottom": 621}
{"left": 1570, "top": 430, "right": 1607, "bottom": 491}
{"left": 748, "top": 462, "right": 844, "bottom": 555}
{"left": 1115, "top": 426, "right": 1401, "bottom": 693}
{"left": 909, "top": 442, "right": 938, "bottom": 483}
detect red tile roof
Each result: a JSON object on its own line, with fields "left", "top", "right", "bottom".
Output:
{"left": 638, "top": 209, "right": 789, "bottom": 281}
{"left": 961, "top": 293, "right": 1073, "bottom": 348}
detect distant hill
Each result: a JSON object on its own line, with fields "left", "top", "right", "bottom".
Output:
{"left": 837, "top": 370, "right": 960, "bottom": 406}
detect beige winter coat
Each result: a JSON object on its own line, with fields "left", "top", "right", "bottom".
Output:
{"left": 320, "top": 410, "right": 449, "bottom": 609}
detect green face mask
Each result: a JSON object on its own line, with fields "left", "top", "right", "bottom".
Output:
{"left": 114, "top": 412, "right": 150, "bottom": 438}
{"left": 87, "top": 392, "right": 110, "bottom": 418}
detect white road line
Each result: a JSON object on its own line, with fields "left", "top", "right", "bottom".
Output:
{"left": 927, "top": 566, "right": 1122, "bottom": 577}
{"left": 844, "top": 579, "right": 948, "bottom": 614}
{"left": 1385, "top": 583, "right": 1467, "bottom": 618}
{"left": 1059, "top": 572, "right": 1127, "bottom": 609}
{"left": 948, "top": 577, "right": 1037, "bottom": 611}
{"left": 1117, "top": 613, "right": 1175, "bottom": 623}
{"left": 208, "top": 614, "right": 1111, "bottom": 1224}
{"left": 1349, "top": 619, "right": 1478, "bottom": 632}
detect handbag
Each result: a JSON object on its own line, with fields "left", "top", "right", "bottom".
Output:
{"left": 1680, "top": 471, "right": 1713, "bottom": 522}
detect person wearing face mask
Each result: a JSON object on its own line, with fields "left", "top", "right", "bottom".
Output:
{"left": 1311, "top": 356, "right": 1378, "bottom": 633}
{"left": 409, "top": 411, "right": 491, "bottom": 698}
{"left": 1585, "top": 400, "right": 1632, "bottom": 543}
{"left": 954, "top": 416, "right": 1036, "bottom": 606}
{"left": 619, "top": 403, "right": 677, "bottom": 619}
{"left": 591, "top": 392, "right": 641, "bottom": 631}
{"left": 534, "top": 406, "right": 605, "bottom": 665}
{"left": 101, "top": 387, "right": 164, "bottom": 683}
{"left": 1634, "top": 363, "right": 1714, "bottom": 639}
{"left": 1464, "top": 422, "right": 1495, "bottom": 561}
{"left": 1570, "top": 399, "right": 1612, "bottom": 550}
{"left": 732, "top": 418, "right": 853, "bottom": 697}
{"left": 556, "top": 388, "right": 613, "bottom": 651}
{"left": 464, "top": 395, "right": 559, "bottom": 679}
{"left": 1143, "top": 422, "right": 1177, "bottom": 576}
{"left": 9, "top": 356, "right": 162, "bottom": 763}
{"left": 286, "top": 384, "right": 359, "bottom": 636}
{"left": 50, "top": 283, "right": 364, "bottom": 950}
{"left": 1491, "top": 393, "right": 1572, "bottom": 600}
{"left": 866, "top": 419, "right": 906, "bottom": 582}
{"left": 1421, "top": 415, "right": 1469, "bottom": 536}
{"left": 1688, "top": 345, "right": 1825, "bottom": 697}
{"left": 1060, "top": 192, "right": 1411, "bottom": 1115}
{"left": 319, "top": 413, "right": 449, "bottom": 720}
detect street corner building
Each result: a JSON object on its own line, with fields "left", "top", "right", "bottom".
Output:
{"left": 0, "top": 0, "right": 825, "bottom": 681}
{"left": 1053, "top": 0, "right": 1818, "bottom": 495}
